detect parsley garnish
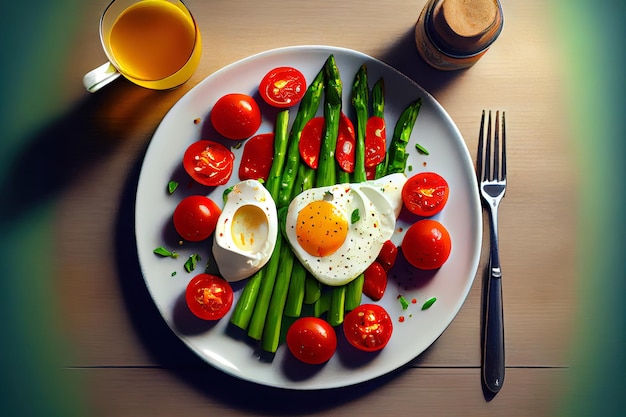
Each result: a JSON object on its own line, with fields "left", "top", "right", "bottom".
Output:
{"left": 153, "top": 246, "right": 179, "bottom": 258}
{"left": 351, "top": 209, "right": 360, "bottom": 224}
{"left": 398, "top": 295, "right": 410, "bottom": 310}
{"left": 421, "top": 297, "right": 437, "bottom": 310}
{"left": 184, "top": 254, "right": 201, "bottom": 272}
{"left": 415, "top": 143, "right": 429, "bottom": 155}
{"left": 167, "top": 181, "right": 179, "bottom": 194}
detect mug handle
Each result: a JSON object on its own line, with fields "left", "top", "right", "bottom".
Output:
{"left": 83, "top": 62, "right": 121, "bottom": 93}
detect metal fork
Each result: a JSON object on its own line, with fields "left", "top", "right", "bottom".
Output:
{"left": 477, "top": 110, "right": 506, "bottom": 394}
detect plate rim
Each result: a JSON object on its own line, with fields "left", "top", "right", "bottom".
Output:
{"left": 134, "top": 44, "right": 482, "bottom": 390}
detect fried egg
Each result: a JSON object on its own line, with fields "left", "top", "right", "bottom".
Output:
{"left": 284, "top": 173, "right": 407, "bottom": 286}
{"left": 212, "top": 180, "right": 278, "bottom": 282}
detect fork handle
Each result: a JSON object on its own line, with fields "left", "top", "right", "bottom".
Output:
{"left": 482, "top": 259, "right": 505, "bottom": 393}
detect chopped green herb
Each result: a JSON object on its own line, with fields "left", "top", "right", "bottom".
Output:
{"left": 153, "top": 246, "right": 179, "bottom": 258}
{"left": 415, "top": 143, "right": 430, "bottom": 155}
{"left": 324, "top": 190, "right": 334, "bottom": 200}
{"left": 171, "top": 271, "right": 177, "bottom": 277}
{"left": 398, "top": 295, "right": 409, "bottom": 310}
{"left": 232, "top": 142, "right": 243, "bottom": 150}
{"left": 408, "top": 165, "right": 413, "bottom": 171}
{"left": 184, "top": 254, "right": 201, "bottom": 272}
{"left": 167, "top": 181, "right": 179, "bottom": 194}
{"left": 421, "top": 297, "right": 437, "bottom": 310}
{"left": 351, "top": 209, "right": 360, "bottom": 224}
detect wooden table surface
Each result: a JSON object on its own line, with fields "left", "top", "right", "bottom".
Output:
{"left": 1, "top": 0, "right": 624, "bottom": 416}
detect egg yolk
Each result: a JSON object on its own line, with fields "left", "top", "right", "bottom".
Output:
{"left": 231, "top": 205, "right": 268, "bottom": 253}
{"left": 296, "top": 200, "right": 348, "bottom": 257}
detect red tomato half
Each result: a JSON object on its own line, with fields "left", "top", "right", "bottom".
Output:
{"left": 365, "top": 116, "right": 386, "bottom": 168}
{"left": 402, "top": 172, "right": 450, "bottom": 217}
{"left": 377, "top": 240, "right": 398, "bottom": 272}
{"left": 185, "top": 273, "right": 234, "bottom": 320}
{"left": 401, "top": 219, "right": 452, "bottom": 270}
{"left": 183, "top": 140, "right": 235, "bottom": 187}
{"left": 343, "top": 304, "right": 393, "bottom": 352}
{"left": 299, "top": 114, "right": 356, "bottom": 171}
{"left": 286, "top": 317, "right": 337, "bottom": 365}
{"left": 299, "top": 117, "right": 324, "bottom": 169}
{"left": 362, "top": 261, "right": 387, "bottom": 301}
{"left": 239, "top": 133, "right": 274, "bottom": 181}
{"left": 259, "top": 66, "right": 307, "bottom": 108}
{"left": 335, "top": 113, "right": 356, "bottom": 173}
{"left": 173, "top": 195, "right": 221, "bottom": 242}
{"left": 210, "top": 93, "right": 262, "bottom": 140}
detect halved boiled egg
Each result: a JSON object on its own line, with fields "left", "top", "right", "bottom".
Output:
{"left": 212, "top": 180, "right": 278, "bottom": 282}
{"left": 284, "top": 173, "right": 407, "bottom": 286}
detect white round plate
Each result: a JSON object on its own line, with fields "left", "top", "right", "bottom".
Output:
{"left": 135, "top": 45, "right": 482, "bottom": 390}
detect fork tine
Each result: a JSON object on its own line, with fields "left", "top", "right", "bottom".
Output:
{"left": 477, "top": 110, "right": 485, "bottom": 182}
{"left": 484, "top": 111, "right": 492, "bottom": 182}
{"left": 501, "top": 111, "right": 506, "bottom": 180}
{"left": 493, "top": 111, "right": 500, "bottom": 181}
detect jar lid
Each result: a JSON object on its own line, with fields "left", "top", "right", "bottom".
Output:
{"left": 430, "top": 0, "right": 503, "bottom": 56}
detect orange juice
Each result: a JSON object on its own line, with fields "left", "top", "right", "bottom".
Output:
{"left": 106, "top": 0, "right": 201, "bottom": 88}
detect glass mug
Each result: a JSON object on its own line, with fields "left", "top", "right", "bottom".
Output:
{"left": 83, "top": 0, "right": 202, "bottom": 92}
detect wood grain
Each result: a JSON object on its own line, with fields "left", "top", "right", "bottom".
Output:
{"left": 48, "top": 0, "right": 578, "bottom": 415}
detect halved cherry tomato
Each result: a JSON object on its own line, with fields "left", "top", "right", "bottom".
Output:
{"left": 377, "top": 240, "right": 398, "bottom": 272}
{"left": 286, "top": 317, "right": 337, "bottom": 364}
{"left": 238, "top": 133, "right": 274, "bottom": 181}
{"left": 185, "top": 273, "right": 234, "bottom": 320}
{"left": 299, "top": 117, "right": 324, "bottom": 169}
{"left": 183, "top": 140, "right": 235, "bottom": 187}
{"left": 173, "top": 195, "right": 221, "bottom": 242}
{"left": 365, "top": 116, "right": 386, "bottom": 168}
{"left": 335, "top": 113, "right": 356, "bottom": 173}
{"left": 210, "top": 93, "right": 262, "bottom": 140}
{"left": 402, "top": 172, "right": 450, "bottom": 217}
{"left": 362, "top": 261, "right": 387, "bottom": 301}
{"left": 259, "top": 66, "right": 307, "bottom": 108}
{"left": 299, "top": 114, "right": 356, "bottom": 170}
{"left": 343, "top": 304, "right": 393, "bottom": 352}
{"left": 401, "top": 219, "right": 452, "bottom": 270}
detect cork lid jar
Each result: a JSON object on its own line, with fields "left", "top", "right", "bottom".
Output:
{"left": 415, "top": 0, "right": 504, "bottom": 70}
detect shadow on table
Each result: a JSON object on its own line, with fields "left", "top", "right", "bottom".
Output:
{"left": 0, "top": 77, "right": 181, "bottom": 229}
{"left": 378, "top": 26, "right": 465, "bottom": 97}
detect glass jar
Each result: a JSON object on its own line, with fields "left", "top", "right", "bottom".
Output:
{"left": 415, "top": 0, "right": 504, "bottom": 70}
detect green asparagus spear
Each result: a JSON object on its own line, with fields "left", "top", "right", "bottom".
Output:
{"left": 351, "top": 64, "right": 368, "bottom": 184}
{"left": 265, "top": 110, "right": 290, "bottom": 198}
{"left": 261, "top": 238, "right": 294, "bottom": 352}
{"left": 344, "top": 64, "right": 370, "bottom": 311}
{"left": 284, "top": 259, "right": 307, "bottom": 317}
{"left": 247, "top": 236, "right": 282, "bottom": 340}
{"left": 328, "top": 286, "right": 347, "bottom": 327}
{"left": 316, "top": 55, "right": 342, "bottom": 188}
{"left": 385, "top": 98, "right": 422, "bottom": 175}
{"left": 283, "top": 165, "right": 317, "bottom": 317}
{"left": 304, "top": 273, "right": 321, "bottom": 304}
{"left": 372, "top": 78, "right": 385, "bottom": 118}
{"left": 277, "top": 67, "right": 324, "bottom": 208}
{"left": 229, "top": 268, "right": 263, "bottom": 330}
{"left": 315, "top": 55, "right": 347, "bottom": 326}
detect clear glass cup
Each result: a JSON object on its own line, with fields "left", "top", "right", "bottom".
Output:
{"left": 83, "top": 0, "right": 202, "bottom": 92}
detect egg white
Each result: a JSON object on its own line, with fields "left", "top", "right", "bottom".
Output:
{"left": 284, "top": 174, "right": 406, "bottom": 286}
{"left": 212, "top": 180, "right": 278, "bottom": 282}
